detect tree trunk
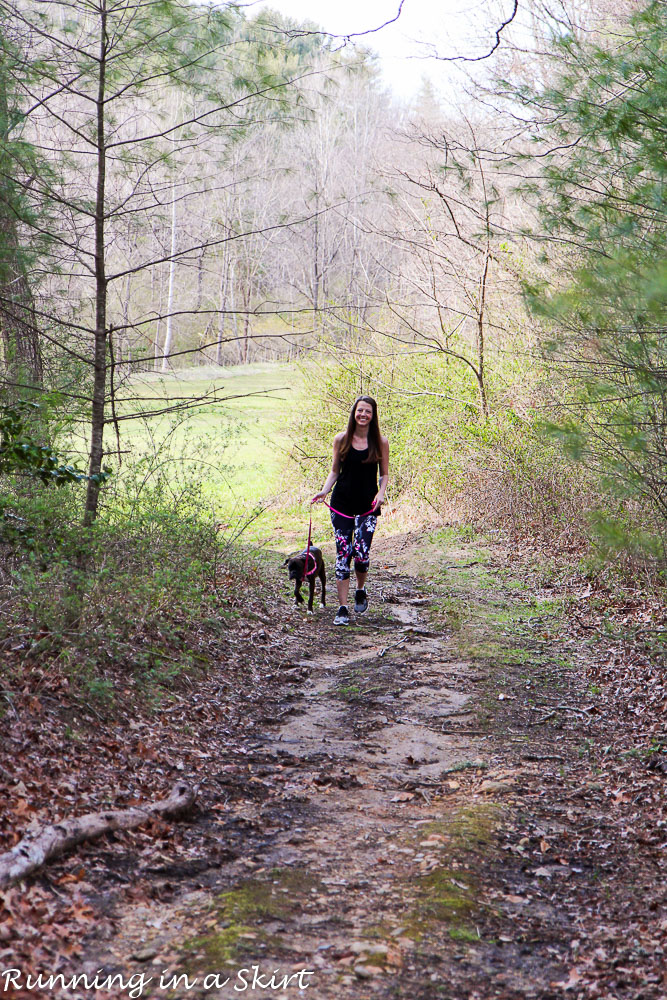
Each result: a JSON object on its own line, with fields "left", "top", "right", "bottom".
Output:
{"left": 161, "top": 176, "right": 178, "bottom": 373}
{"left": 476, "top": 248, "right": 490, "bottom": 420}
{"left": 216, "top": 255, "right": 229, "bottom": 366}
{"left": 242, "top": 308, "right": 250, "bottom": 364}
{"left": 0, "top": 217, "right": 42, "bottom": 387}
{"left": 84, "top": 0, "right": 108, "bottom": 525}
{"left": 230, "top": 258, "right": 238, "bottom": 361}
{"left": 312, "top": 186, "right": 321, "bottom": 320}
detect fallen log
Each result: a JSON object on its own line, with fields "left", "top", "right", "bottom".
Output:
{"left": 0, "top": 782, "right": 196, "bottom": 887}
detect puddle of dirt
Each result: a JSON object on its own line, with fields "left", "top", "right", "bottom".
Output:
{"left": 383, "top": 601, "right": 420, "bottom": 625}
{"left": 364, "top": 720, "right": 471, "bottom": 779}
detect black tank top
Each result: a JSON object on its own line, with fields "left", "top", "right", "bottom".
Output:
{"left": 331, "top": 446, "right": 380, "bottom": 517}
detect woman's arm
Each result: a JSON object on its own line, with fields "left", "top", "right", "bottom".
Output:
{"left": 373, "top": 437, "right": 390, "bottom": 510}
{"left": 311, "top": 435, "right": 342, "bottom": 503}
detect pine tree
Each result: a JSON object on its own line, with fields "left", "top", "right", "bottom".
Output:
{"left": 517, "top": 1, "right": 667, "bottom": 544}
{"left": 0, "top": 18, "right": 43, "bottom": 388}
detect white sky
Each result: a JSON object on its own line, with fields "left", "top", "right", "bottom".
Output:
{"left": 247, "top": 0, "right": 506, "bottom": 101}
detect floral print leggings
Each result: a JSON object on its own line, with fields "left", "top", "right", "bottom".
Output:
{"left": 331, "top": 511, "right": 378, "bottom": 580}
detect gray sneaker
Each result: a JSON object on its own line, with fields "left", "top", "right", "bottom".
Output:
{"left": 334, "top": 606, "right": 350, "bottom": 625}
{"left": 354, "top": 588, "right": 369, "bottom": 614}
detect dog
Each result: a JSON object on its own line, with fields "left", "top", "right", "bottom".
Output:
{"left": 284, "top": 546, "right": 326, "bottom": 614}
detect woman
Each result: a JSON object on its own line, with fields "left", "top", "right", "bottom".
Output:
{"left": 312, "top": 396, "right": 389, "bottom": 625}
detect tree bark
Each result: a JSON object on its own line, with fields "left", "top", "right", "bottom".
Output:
{"left": 216, "top": 254, "right": 229, "bottom": 366}
{"left": 0, "top": 783, "right": 196, "bottom": 887}
{"left": 0, "top": 215, "right": 42, "bottom": 387}
{"left": 476, "top": 247, "right": 490, "bottom": 419}
{"left": 84, "top": 0, "right": 109, "bottom": 525}
{"left": 161, "top": 175, "right": 178, "bottom": 373}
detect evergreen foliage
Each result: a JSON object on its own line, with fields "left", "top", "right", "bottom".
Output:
{"left": 0, "top": 400, "right": 108, "bottom": 485}
{"left": 516, "top": 1, "right": 667, "bottom": 548}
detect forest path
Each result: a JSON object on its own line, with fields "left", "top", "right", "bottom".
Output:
{"left": 81, "top": 528, "right": 664, "bottom": 1000}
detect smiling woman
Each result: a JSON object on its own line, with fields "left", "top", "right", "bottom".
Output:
{"left": 312, "top": 396, "right": 389, "bottom": 625}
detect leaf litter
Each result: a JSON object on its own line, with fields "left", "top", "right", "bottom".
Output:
{"left": 0, "top": 532, "right": 665, "bottom": 999}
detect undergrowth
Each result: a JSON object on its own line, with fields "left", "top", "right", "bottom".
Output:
{"left": 0, "top": 476, "right": 253, "bottom": 714}
{"left": 294, "top": 347, "right": 666, "bottom": 586}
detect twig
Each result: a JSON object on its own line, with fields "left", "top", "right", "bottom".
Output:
{"left": 529, "top": 704, "right": 595, "bottom": 726}
{"left": 522, "top": 753, "right": 565, "bottom": 762}
{"left": 441, "top": 727, "right": 486, "bottom": 736}
{"left": 529, "top": 711, "right": 557, "bottom": 726}
{"left": 542, "top": 703, "right": 597, "bottom": 717}
{"left": 379, "top": 638, "right": 407, "bottom": 657}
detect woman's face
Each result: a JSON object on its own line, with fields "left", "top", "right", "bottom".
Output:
{"left": 354, "top": 400, "right": 374, "bottom": 427}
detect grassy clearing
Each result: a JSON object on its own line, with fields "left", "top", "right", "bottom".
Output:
{"left": 116, "top": 363, "right": 299, "bottom": 511}
{"left": 0, "top": 360, "right": 437, "bottom": 712}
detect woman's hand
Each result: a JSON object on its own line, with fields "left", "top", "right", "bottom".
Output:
{"left": 372, "top": 494, "right": 384, "bottom": 512}
{"left": 311, "top": 490, "right": 328, "bottom": 504}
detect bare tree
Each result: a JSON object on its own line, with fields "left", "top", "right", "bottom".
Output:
{"left": 2, "top": 0, "right": 317, "bottom": 520}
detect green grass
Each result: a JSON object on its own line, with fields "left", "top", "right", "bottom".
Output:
{"left": 91, "top": 361, "right": 326, "bottom": 554}
{"left": 116, "top": 363, "right": 299, "bottom": 509}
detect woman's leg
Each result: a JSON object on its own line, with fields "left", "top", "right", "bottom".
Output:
{"left": 332, "top": 513, "right": 355, "bottom": 607}
{"left": 337, "top": 577, "right": 350, "bottom": 607}
{"left": 353, "top": 514, "right": 377, "bottom": 586}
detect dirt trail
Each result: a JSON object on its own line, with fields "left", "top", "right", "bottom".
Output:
{"left": 77, "top": 529, "right": 665, "bottom": 1000}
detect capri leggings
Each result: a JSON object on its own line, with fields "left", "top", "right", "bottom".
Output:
{"left": 331, "top": 511, "right": 378, "bottom": 581}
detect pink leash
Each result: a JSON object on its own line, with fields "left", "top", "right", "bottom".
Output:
{"left": 319, "top": 500, "right": 377, "bottom": 518}
{"left": 304, "top": 512, "right": 317, "bottom": 578}
{"left": 303, "top": 498, "right": 377, "bottom": 578}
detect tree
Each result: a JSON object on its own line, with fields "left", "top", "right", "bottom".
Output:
{"left": 514, "top": 1, "right": 667, "bottom": 542}
{"left": 373, "top": 113, "right": 526, "bottom": 420}
{"left": 2, "top": 0, "right": 307, "bottom": 522}
{"left": 0, "top": 17, "right": 43, "bottom": 388}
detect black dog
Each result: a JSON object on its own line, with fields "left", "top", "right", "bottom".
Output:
{"left": 284, "top": 546, "right": 326, "bottom": 613}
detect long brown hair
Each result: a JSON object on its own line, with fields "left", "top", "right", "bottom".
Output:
{"left": 340, "top": 396, "right": 382, "bottom": 464}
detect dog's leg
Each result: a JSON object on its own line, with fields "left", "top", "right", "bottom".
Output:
{"left": 294, "top": 580, "right": 304, "bottom": 606}
{"left": 319, "top": 564, "right": 326, "bottom": 607}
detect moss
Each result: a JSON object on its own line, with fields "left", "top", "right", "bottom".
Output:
{"left": 457, "top": 639, "right": 502, "bottom": 660}
{"left": 182, "top": 869, "right": 323, "bottom": 969}
{"left": 403, "top": 866, "right": 479, "bottom": 944}
{"left": 398, "top": 804, "right": 502, "bottom": 945}
{"left": 448, "top": 804, "right": 501, "bottom": 848}
{"left": 186, "top": 922, "right": 249, "bottom": 968}
{"left": 449, "top": 925, "right": 480, "bottom": 942}
{"left": 418, "top": 868, "right": 477, "bottom": 921}
{"left": 443, "top": 759, "right": 489, "bottom": 775}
